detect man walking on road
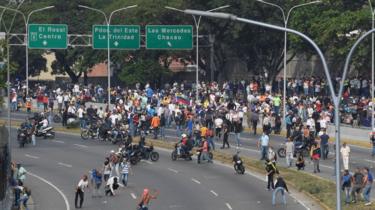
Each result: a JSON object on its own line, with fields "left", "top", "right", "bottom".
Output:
{"left": 75, "top": 174, "right": 89, "bottom": 209}
{"left": 258, "top": 132, "right": 269, "bottom": 160}
{"left": 362, "top": 167, "right": 373, "bottom": 206}
{"left": 340, "top": 142, "right": 350, "bottom": 170}
{"left": 319, "top": 130, "right": 329, "bottom": 160}
{"left": 285, "top": 138, "right": 294, "bottom": 167}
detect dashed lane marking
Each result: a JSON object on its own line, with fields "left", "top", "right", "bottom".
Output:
{"left": 54, "top": 140, "right": 65, "bottom": 144}
{"left": 25, "top": 154, "right": 39, "bottom": 159}
{"left": 210, "top": 190, "right": 218, "bottom": 197}
{"left": 130, "top": 193, "right": 137, "bottom": 199}
{"left": 168, "top": 168, "right": 179, "bottom": 173}
{"left": 58, "top": 162, "right": 72, "bottom": 168}
{"left": 141, "top": 160, "right": 153, "bottom": 165}
{"left": 226, "top": 203, "right": 233, "bottom": 210}
{"left": 191, "top": 178, "right": 201, "bottom": 184}
{"left": 74, "top": 143, "right": 88, "bottom": 148}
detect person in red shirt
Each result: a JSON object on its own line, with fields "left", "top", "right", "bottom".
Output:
{"left": 199, "top": 138, "right": 212, "bottom": 163}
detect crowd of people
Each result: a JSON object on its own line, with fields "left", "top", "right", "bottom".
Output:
{"left": 10, "top": 162, "right": 30, "bottom": 210}
{"left": 7, "top": 76, "right": 375, "bottom": 207}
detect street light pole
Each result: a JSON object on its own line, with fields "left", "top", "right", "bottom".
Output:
{"left": 0, "top": 5, "right": 54, "bottom": 96}
{"left": 78, "top": 5, "right": 137, "bottom": 108}
{"left": 369, "top": 0, "right": 375, "bottom": 132}
{"left": 25, "top": 6, "right": 54, "bottom": 96}
{"left": 256, "top": 0, "right": 321, "bottom": 129}
{"left": 177, "top": 8, "right": 343, "bottom": 210}
{"left": 165, "top": 5, "right": 230, "bottom": 102}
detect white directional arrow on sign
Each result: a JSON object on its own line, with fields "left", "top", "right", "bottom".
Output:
{"left": 167, "top": 41, "right": 172, "bottom": 47}
{"left": 114, "top": 41, "right": 119, "bottom": 47}
{"left": 42, "top": 40, "right": 48, "bottom": 46}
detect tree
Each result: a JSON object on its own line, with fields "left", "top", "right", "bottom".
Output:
{"left": 118, "top": 58, "right": 170, "bottom": 87}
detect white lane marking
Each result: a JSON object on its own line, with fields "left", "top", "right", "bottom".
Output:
{"left": 191, "top": 178, "right": 201, "bottom": 184}
{"left": 168, "top": 168, "right": 179, "bottom": 174}
{"left": 349, "top": 144, "right": 371, "bottom": 150}
{"left": 141, "top": 160, "right": 153, "bottom": 165}
{"left": 130, "top": 193, "right": 137, "bottom": 199}
{"left": 25, "top": 154, "right": 39, "bottom": 159}
{"left": 225, "top": 203, "right": 233, "bottom": 210}
{"left": 320, "top": 164, "right": 334, "bottom": 169}
{"left": 54, "top": 140, "right": 65, "bottom": 144}
{"left": 365, "top": 159, "right": 375, "bottom": 163}
{"left": 27, "top": 171, "right": 70, "bottom": 210}
{"left": 74, "top": 143, "right": 88, "bottom": 148}
{"left": 58, "top": 162, "right": 72, "bottom": 168}
{"left": 210, "top": 190, "right": 218, "bottom": 197}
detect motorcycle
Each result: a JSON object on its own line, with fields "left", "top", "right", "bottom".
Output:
{"left": 277, "top": 141, "right": 312, "bottom": 158}
{"left": 53, "top": 112, "right": 62, "bottom": 123}
{"left": 17, "top": 128, "right": 31, "bottom": 148}
{"left": 140, "top": 145, "right": 159, "bottom": 162}
{"left": 108, "top": 129, "right": 130, "bottom": 145}
{"left": 171, "top": 143, "right": 193, "bottom": 161}
{"left": 81, "top": 125, "right": 99, "bottom": 140}
{"left": 35, "top": 126, "right": 55, "bottom": 139}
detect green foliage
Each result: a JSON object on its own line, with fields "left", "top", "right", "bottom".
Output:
{"left": 118, "top": 58, "right": 170, "bottom": 86}
{"left": 2, "top": 0, "right": 375, "bottom": 83}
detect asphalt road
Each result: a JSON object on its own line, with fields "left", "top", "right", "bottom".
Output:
{"left": 6, "top": 110, "right": 375, "bottom": 200}
{"left": 10, "top": 127, "right": 306, "bottom": 210}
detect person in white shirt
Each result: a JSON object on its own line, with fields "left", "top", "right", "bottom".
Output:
{"left": 40, "top": 118, "right": 49, "bottom": 129}
{"left": 75, "top": 174, "right": 89, "bottom": 208}
{"left": 285, "top": 138, "right": 294, "bottom": 167}
{"left": 56, "top": 94, "right": 63, "bottom": 112}
{"left": 340, "top": 143, "right": 351, "bottom": 170}
{"left": 77, "top": 106, "right": 86, "bottom": 128}
{"left": 214, "top": 117, "right": 223, "bottom": 141}
{"left": 105, "top": 176, "right": 124, "bottom": 196}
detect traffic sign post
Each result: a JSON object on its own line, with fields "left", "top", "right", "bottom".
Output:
{"left": 28, "top": 24, "right": 68, "bottom": 49}
{"left": 92, "top": 25, "right": 140, "bottom": 49}
{"left": 146, "top": 25, "right": 193, "bottom": 49}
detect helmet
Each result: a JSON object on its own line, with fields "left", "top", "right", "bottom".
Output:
{"left": 181, "top": 134, "right": 187, "bottom": 138}
{"left": 110, "top": 150, "right": 115, "bottom": 153}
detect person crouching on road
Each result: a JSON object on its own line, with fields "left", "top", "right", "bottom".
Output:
{"left": 265, "top": 158, "right": 278, "bottom": 191}
{"left": 272, "top": 175, "right": 289, "bottom": 205}
{"left": 75, "top": 174, "right": 89, "bottom": 209}
{"left": 105, "top": 176, "right": 123, "bottom": 196}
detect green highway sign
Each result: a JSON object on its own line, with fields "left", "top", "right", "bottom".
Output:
{"left": 28, "top": 24, "right": 68, "bottom": 49}
{"left": 146, "top": 25, "right": 193, "bottom": 50}
{"left": 92, "top": 25, "right": 140, "bottom": 49}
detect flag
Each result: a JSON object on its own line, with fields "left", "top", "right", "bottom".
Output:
{"left": 176, "top": 95, "right": 190, "bottom": 105}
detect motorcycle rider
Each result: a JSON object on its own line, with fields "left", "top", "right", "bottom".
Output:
{"left": 39, "top": 117, "right": 49, "bottom": 130}
{"left": 177, "top": 134, "right": 188, "bottom": 156}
